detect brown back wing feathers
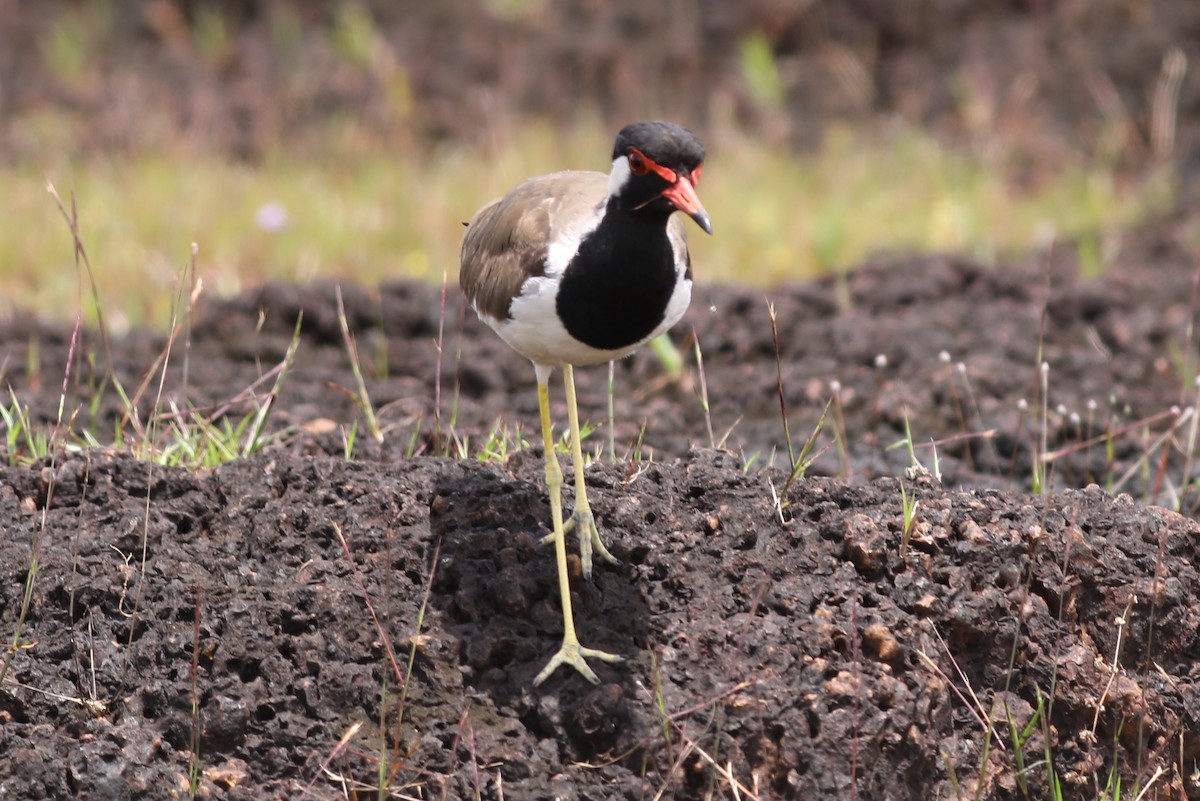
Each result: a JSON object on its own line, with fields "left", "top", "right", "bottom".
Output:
{"left": 459, "top": 171, "right": 608, "bottom": 321}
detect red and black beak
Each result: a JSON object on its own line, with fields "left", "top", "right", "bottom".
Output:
{"left": 630, "top": 148, "right": 713, "bottom": 234}
{"left": 662, "top": 171, "right": 712, "bottom": 235}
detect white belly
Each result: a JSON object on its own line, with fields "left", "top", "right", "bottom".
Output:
{"left": 483, "top": 275, "right": 693, "bottom": 369}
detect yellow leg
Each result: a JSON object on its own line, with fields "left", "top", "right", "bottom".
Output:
{"left": 532, "top": 369, "right": 622, "bottom": 686}
{"left": 560, "top": 364, "right": 618, "bottom": 577}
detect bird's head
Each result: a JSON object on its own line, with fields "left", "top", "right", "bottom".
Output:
{"left": 607, "top": 121, "right": 712, "bottom": 235}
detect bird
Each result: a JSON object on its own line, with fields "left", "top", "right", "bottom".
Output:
{"left": 459, "top": 121, "right": 711, "bottom": 685}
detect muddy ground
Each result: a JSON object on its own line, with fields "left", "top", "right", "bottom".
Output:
{"left": 2, "top": 228, "right": 1200, "bottom": 799}
{"left": 3, "top": 1, "right": 1200, "bottom": 799}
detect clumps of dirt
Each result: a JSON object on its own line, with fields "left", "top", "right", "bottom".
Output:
{"left": 8, "top": 240, "right": 1200, "bottom": 508}
{"left": 3, "top": 244, "right": 1200, "bottom": 797}
{"left": 1, "top": 443, "right": 1198, "bottom": 799}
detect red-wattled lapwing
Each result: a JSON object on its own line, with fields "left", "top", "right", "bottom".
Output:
{"left": 459, "top": 121, "right": 712, "bottom": 685}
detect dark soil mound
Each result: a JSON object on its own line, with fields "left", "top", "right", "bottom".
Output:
{"left": 3, "top": 243, "right": 1200, "bottom": 799}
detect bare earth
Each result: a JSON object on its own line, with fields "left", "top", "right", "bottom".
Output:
{"left": 2, "top": 0, "right": 1199, "bottom": 798}
{"left": 2, "top": 227, "right": 1200, "bottom": 799}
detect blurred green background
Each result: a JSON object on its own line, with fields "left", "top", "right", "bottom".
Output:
{"left": 1, "top": 0, "right": 1193, "bottom": 329}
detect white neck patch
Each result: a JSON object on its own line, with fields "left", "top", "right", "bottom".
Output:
{"left": 607, "top": 155, "right": 631, "bottom": 199}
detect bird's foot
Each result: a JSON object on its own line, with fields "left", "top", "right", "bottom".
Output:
{"left": 541, "top": 506, "right": 618, "bottom": 578}
{"left": 532, "top": 640, "right": 624, "bottom": 686}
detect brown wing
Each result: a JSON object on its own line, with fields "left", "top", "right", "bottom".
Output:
{"left": 459, "top": 171, "right": 608, "bottom": 321}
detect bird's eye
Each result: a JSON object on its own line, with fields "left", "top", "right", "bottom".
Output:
{"left": 628, "top": 150, "right": 649, "bottom": 175}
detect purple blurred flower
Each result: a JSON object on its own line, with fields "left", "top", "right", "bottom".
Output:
{"left": 256, "top": 202, "right": 290, "bottom": 232}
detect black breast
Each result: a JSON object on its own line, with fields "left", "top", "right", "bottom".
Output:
{"left": 554, "top": 212, "right": 678, "bottom": 351}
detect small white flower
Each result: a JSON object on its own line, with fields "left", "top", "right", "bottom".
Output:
{"left": 256, "top": 202, "right": 290, "bottom": 232}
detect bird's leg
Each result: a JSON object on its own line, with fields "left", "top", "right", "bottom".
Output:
{"left": 532, "top": 369, "right": 622, "bottom": 686}
{"left": 559, "top": 363, "right": 619, "bottom": 577}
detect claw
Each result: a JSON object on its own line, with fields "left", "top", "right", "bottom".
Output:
{"left": 542, "top": 506, "right": 619, "bottom": 578}
{"left": 566, "top": 506, "right": 618, "bottom": 578}
{"left": 533, "top": 640, "right": 624, "bottom": 686}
